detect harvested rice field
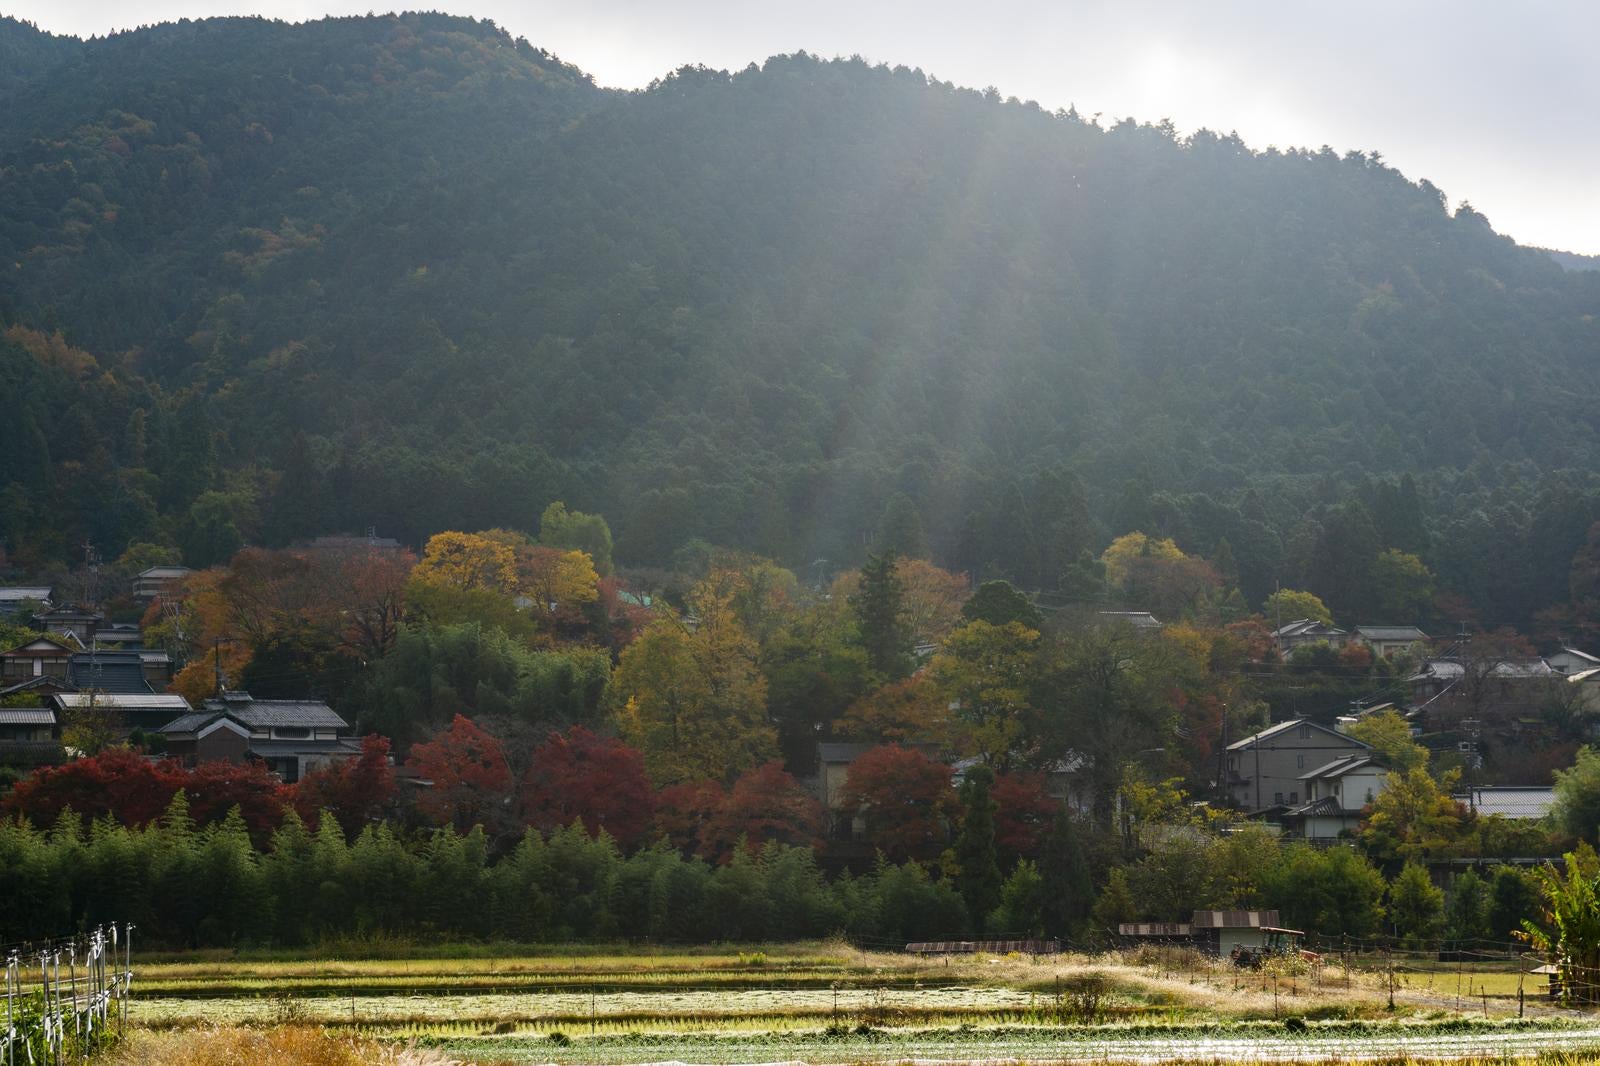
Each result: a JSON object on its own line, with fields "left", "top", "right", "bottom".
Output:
{"left": 112, "top": 942, "right": 1592, "bottom": 1064}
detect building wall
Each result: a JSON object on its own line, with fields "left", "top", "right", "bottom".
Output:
{"left": 1228, "top": 727, "right": 1368, "bottom": 809}
{"left": 195, "top": 729, "right": 251, "bottom": 766}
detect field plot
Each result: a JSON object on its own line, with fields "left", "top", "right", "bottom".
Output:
{"left": 115, "top": 943, "right": 1594, "bottom": 1065}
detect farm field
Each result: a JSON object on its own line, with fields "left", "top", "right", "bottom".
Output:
{"left": 102, "top": 941, "right": 1598, "bottom": 1064}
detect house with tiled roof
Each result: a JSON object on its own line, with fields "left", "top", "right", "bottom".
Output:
{"left": 1351, "top": 625, "right": 1428, "bottom": 658}
{"left": 33, "top": 605, "right": 103, "bottom": 645}
{"left": 133, "top": 565, "right": 193, "bottom": 601}
{"left": 0, "top": 587, "right": 53, "bottom": 618}
{"left": 1549, "top": 647, "right": 1600, "bottom": 676}
{"left": 1271, "top": 619, "right": 1348, "bottom": 656}
{"left": 2, "top": 635, "right": 73, "bottom": 685}
{"left": 157, "top": 691, "right": 359, "bottom": 783}
{"left": 0, "top": 706, "right": 64, "bottom": 768}
{"left": 1279, "top": 753, "right": 1389, "bottom": 841}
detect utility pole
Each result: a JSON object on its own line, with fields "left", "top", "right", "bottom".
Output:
{"left": 1215, "top": 704, "right": 1230, "bottom": 806}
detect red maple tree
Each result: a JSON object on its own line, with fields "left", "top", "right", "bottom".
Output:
{"left": 700, "top": 760, "right": 825, "bottom": 861}
{"left": 653, "top": 778, "right": 726, "bottom": 855}
{"left": 837, "top": 745, "right": 957, "bottom": 863}
{"left": 407, "top": 714, "right": 514, "bottom": 831}
{"left": 520, "top": 726, "right": 655, "bottom": 848}
{"left": 292, "top": 734, "right": 397, "bottom": 836}
{"left": 184, "top": 759, "right": 291, "bottom": 843}
{"left": 991, "top": 771, "right": 1058, "bottom": 862}
{"left": 1, "top": 748, "right": 182, "bottom": 827}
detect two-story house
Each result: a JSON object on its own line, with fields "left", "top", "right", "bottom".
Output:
{"left": 1225, "top": 719, "right": 1371, "bottom": 812}
{"left": 2, "top": 637, "right": 73, "bottom": 684}
{"left": 1271, "top": 620, "right": 1348, "bottom": 656}
{"left": 1280, "top": 753, "right": 1389, "bottom": 841}
{"left": 133, "top": 565, "right": 194, "bottom": 601}
{"left": 158, "top": 691, "right": 359, "bottom": 783}
{"left": 32, "top": 606, "right": 103, "bottom": 646}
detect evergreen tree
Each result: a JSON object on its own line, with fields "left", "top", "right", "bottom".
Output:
{"left": 955, "top": 764, "right": 1003, "bottom": 934}
{"left": 850, "top": 551, "right": 913, "bottom": 682}
{"left": 1039, "top": 807, "right": 1094, "bottom": 936}
{"left": 877, "top": 492, "right": 929, "bottom": 560}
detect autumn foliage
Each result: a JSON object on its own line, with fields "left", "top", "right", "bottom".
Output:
{"left": 700, "top": 760, "right": 825, "bottom": 861}
{"left": 291, "top": 734, "right": 397, "bottom": 835}
{"left": 991, "top": 772, "right": 1058, "bottom": 862}
{"left": 520, "top": 725, "right": 655, "bottom": 847}
{"left": 3, "top": 748, "right": 185, "bottom": 828}
{"left": 406, "top": 714, "right": 515, "bottom": 831}
{"left": 837, "top": 744, "right": 958, "bottom": 862}
{"left": 1, "top": 748, "right": 289, "bottom": 841}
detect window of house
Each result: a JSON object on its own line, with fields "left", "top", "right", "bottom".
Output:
{"left": 1299, "top": 725, "right": 1312, "bottom": 739}
{"left": 1297, "top": 754, "right": 1305, "bottom": 768}
{"left": 273, "top": 726, "right": 311, "bottom": 740}
{"left": 1274, "top": 792, "right": 1284, "bottom": 805}
{"left": 1289, "top": 791, "right": 1298, "bottom": 804}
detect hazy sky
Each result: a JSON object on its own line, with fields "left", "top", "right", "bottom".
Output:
{"left": 12, "top": 0, "right": 1600, "bottom": 255}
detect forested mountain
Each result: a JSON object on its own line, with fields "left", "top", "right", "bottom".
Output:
{"left": 2, "top": 13, "right": 1599, "bottom": 628}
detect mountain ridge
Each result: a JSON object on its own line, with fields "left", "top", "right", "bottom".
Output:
{"left": 1, "top": 13, "right": 1597, "bottom": 630}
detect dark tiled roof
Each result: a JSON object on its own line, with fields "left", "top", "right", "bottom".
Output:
{"left": 158, "top": 712, "right": 223, "bottom": 734}
{"left": 1355, "top": 626, "right": 1427, "bottom": 641}
{"left": 1298, "top": 755, "right": 1377, "bottom": 780}
{"left": 66, "top": 652, "right": 153, "bottom": 694}
{"left": 1285, "top": 796, "right": 1345, "bottom": 818}
{"left": 0, "top": 676, "right": 76, "bottom": 697}
{"left": 248, "top": 738, "right": 362, "bottom": 757}
{"left": 1228, "top": 718, "right": 1371, "bottom": 752}
{"left": 0, "top": 708, "right": 55, "bottom": 726}
{"left": 202, "top": 693, "right": 348, "bottom": 730}
{"left": 817, "top": 742, "right": 876, "bottom": 763}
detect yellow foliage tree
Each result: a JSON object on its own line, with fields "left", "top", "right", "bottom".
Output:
{"left": 928, "top": 619, "right": 1040, "bottom": 769}
{"left": 516, "top": 545, "right": 600, "bottom": 613}
{"left": 411, "top": 531, "right": 517, "bottom": 593}
{"left": 1100, "top": 531, "right": 1184, "bottom": 586}
{"left": 610, "top": 591, "right": 776, "bottom": 785}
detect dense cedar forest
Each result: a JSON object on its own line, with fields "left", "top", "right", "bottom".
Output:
{"left": 3, "top": 13, "right": 1600, "bottom": 630}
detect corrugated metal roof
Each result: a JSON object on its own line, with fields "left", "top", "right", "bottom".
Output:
{"left": 0, "top": 587, "right": 53, "bottom": 600}
{"left": 1355, "top": 626, "right": 1428, "bottom": 641}
{"left": 1191, "top": 910, "right": 1280, "bottom": 929}
{"left": 1458, "top": 787, "right": 1556, "bottom": 820}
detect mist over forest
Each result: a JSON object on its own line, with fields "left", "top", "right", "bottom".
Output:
{"left": 3, "top": 12, "right": 1599, "bottom": 631}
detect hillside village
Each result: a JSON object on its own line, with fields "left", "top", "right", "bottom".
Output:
{"left": 4, "top": 512, "right": 1600, "bottom": 952}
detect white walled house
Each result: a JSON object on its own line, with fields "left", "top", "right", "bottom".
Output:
{"left": 1281, "top": 754, "right": 1389, "bottom": 842}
